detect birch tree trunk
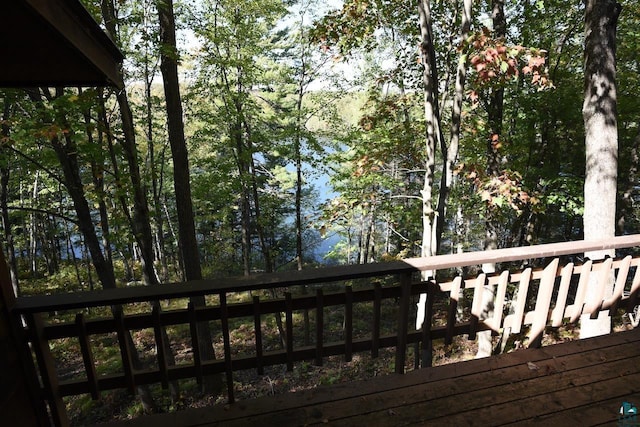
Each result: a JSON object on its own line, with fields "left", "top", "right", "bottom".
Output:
{"left": 435, "top": 0, "right": 472, "bottom": 254}
{"left": 580, "top": 0, "right": 621, "bottom": 339}
{"left": 418, "top": 0, "right": 441, "bottom": 263}
{"left": 415, "top": 0, "right": 453, "bottom": 331}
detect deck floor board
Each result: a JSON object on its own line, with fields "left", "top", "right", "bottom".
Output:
{"left": 103, "top": 328, "right": 640, "bottom": 427}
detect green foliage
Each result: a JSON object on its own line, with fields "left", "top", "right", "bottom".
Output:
{"left": 2, "top": 0, "right": 640, "bottom": 296}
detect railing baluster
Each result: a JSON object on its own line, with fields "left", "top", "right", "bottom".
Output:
{"left": 529, "top": 258, "right": 559, "bottom": 348}
{"left": 509, "top": 267, "right": 531, "bottom": 334}
{"left": 187, "top": 302, "right": 203, "bottom": 386}
{"left": 219, "top": 292, "right": 234, "bottom": 403}
{"left": 395, "top": 272, "right": 411, "bottom": 374}
{"left": 491, "top": 271, "right": 510, "bottom": 331}
{"left": 252, "top": 296, "right": 264, "bottom": 375}
{"left": 285, "top": 292, "right": 294, "bottom": 372}
{"left": 469, "top": 273, "right": 486, "bottom": 340}
{"left": 551, "top": 263, "right": 574, "bottom": 327}
{"left": 421, "top": 281, "right": 434, "bottom": 368}
{"left": 569, "top": 260, "right": 592, "bottom": 322}
{"left": 114, "top": 308, "right": 136, "bottom": 394}
{"left": 372, "top": 283, "right": 381, "bottom": 358}
{"left": 445, "top": 276, "right": 462, "bottom": 345}
{"left": 604, "top": 255, "right": 631, "bottom": 314}
{"left": 344, "top": 286, "right": 353, "bottom": 362}
{"left": 152, "top": 304, "right": 169, "bottom": 389}
{"left": 626, "top": 265, "right": 640, "bottom": 314}
{"left": 586, "top": 258, "right": 613, "bottom": 319}
{"left": 315, "top": 289, "right": 324, "bottom": 366}
{"left": 29, "top": 312, "right": 69, "bottom": 427}
{"left": 75, "top": 313, "right": 99, "bottom": 400}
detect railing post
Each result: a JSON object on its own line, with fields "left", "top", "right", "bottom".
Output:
{"left": 187, "top": 302, "right": 203, "bottom": 386}
{"left": 421, "top": 281, "right": 434, "bottom": 368}
{"left": 75, "top": 313, "right": 99, "bottom": 400}
{"left": 529, "top": 258, "right": 559, "bottom": 348}
{"left": 395, "top": 272, "right": 412, "bottom": 374}
{"left": 0, "top": 248, "right": 50, "bottom": 426}
{"left": 372, "top": 283, "right": 381, "bottom": 358}
{"left": 252, "top": 296, "right": 264, "bottom": 375}
{"left": 315, "top": 289, "right": 324, "bottom": 366}
{"left": 29, "top": 312, "right": 69, "bottom": 427}
{"left": 285, "top": 292, "right": 294, "bottom": 372}
{"left": 152, "top": 304, "right": 169, "bottom": 389}
{"left": 344, "top": 286, "right": 353, "bottom": 362}
{"left": 219, "top": 292, "right": 234, "bottom": 403}
{"left": 469, "top": 273, "right": 486, "bottom": 340}
{"left": 445, "top": 276, "right": 462, "bottom": 345}
{"left": 626, "top": 267, "right": 640, "bottom": 316}
{"left": 113, "top": 308, "right": 136, "bottom": 395}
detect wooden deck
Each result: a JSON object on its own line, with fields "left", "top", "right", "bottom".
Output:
{"left": 103, "top": 327, "right": 640, "bottom": 427}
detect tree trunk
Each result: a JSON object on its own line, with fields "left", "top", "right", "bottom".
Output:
{"left": 82, "top": 93, "right": 114, "bottom": 273}
{"left": 29, "top": 171, "right": 39, "bottom": 277}
{"left": 145, "top": 59, "right": 170, "bottom": 282}
{"left": 100, "top": 0, "right": 159, "bottom": 290}
{"left": 247, "top": 134, "right": 273, "bottom": 273}
{"left": 115, "top": 88, "right": 160, "bottom": 288}
{"left": 580, "top": 0, "right": 621, "bottom": 339}
{"left": 294, "top": 36, "right": 307, "bottom": 272}
{"left": 416, "top": 0, "right": 444, "bottom": 331}
{"left": 435, "top": 0, "right": 472, "bottom": 254}
{"left": 233, "top": 116, "right": 253, "bottom": 277}
{"left": 156, "top": 0, "right": 220, "bottom": 392}
{"left": 0, "top": 100, "right": 19, "bottom": 296}
{"left": 100, "top": 0, "right": 182, "bottom": 407}
{"left": 418, "top": 0, "right": 442, "bottom": 263}
{"left": 47, "top": 128, "right": 117, "bottom": 291}
{"left": 24, "top": 97, "right": 115, "bottom": 323}
{"left": 294, "top": 55, "right": 312, "bottom": 345}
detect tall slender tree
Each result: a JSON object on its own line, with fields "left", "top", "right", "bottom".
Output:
{"left": 156, "top": 0, "right": 220, "bottom": 391}
{"left": 100, "top": 0, "right": 160, "bottom": 289}
{"left": 580, "top": 0, "right": 622, "bottom": 338}
{"left": 0, "top": 95, "right": 19, "bottom": 296}
{"left": 435, "top": 0, "right": 473, "bottom": 252}
{"left": 415, "top": 0, "right": 445, "bottom": 331}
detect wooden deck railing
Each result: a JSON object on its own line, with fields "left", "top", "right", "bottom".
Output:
{"left": 9, "top": 235, "right": 640, "bottom": 426}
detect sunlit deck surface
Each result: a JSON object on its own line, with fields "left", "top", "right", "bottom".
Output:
{"left": 104, "top": 327, "right": 640, "bottom": 427}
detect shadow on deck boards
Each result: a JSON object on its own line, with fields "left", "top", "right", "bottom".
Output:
{"left": 102, "top": 328, "right": 640, "bottom": 427}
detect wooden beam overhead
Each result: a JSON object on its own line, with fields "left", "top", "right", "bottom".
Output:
{"left": 0, "top": 0, "right": 124, "bottom": 88}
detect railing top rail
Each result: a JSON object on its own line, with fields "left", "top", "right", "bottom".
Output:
{"left": 403, "top": 234, "right": 640, "bottom": 271}
{"left": 12, "top": 234, "right": 640, "bottom": 314}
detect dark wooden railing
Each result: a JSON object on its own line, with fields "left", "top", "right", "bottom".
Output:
{"left": 9, "top": 235, "right": 640, "bottom": 426}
